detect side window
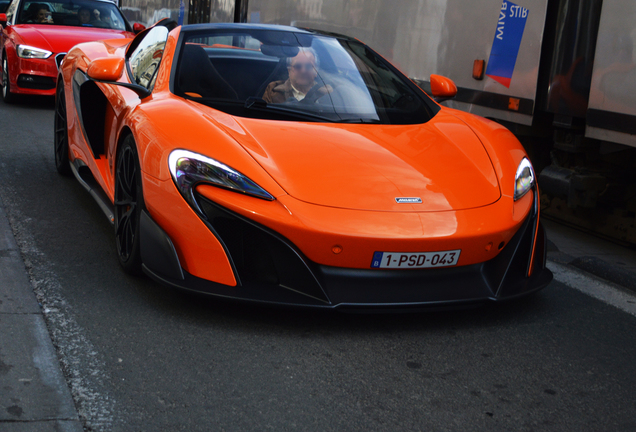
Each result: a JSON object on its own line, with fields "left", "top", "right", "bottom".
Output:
{"left": 5, "top": 0, "right": 19, "bottom": 23}
{"left": 127, "top": 26, "right": 169, "bottom": 90}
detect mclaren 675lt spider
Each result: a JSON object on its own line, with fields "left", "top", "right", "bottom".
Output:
{"left": 55, "top": 19, "right": 552, "bottom": 309}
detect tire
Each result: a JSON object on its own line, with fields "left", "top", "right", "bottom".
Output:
{"left": 2, "top": 54, "right": 17, "bottom": 104}
{"left": 54, "top": 80, "right": 71, "bottom": 175}
{"left": 114, "top": 135, "right": 144, "bottom": 275}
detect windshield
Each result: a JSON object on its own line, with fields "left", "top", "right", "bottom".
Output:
{"left": 17, "top": 0, "right": 127, "bottom": 30}
{"left": 174, "top": 29, "right": 438, "bottom": 124}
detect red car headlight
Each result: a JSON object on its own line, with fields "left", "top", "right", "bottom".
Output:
{"left": 16, "top": 44, "right": 53, "bottom": 59}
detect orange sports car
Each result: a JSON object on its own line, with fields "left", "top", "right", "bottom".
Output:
{"left": 55, "top": 19, "right": 552, "bottom": 309}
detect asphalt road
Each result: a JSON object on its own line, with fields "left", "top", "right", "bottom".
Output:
{"left": 1, "top": 97, "right": 636, "bottom": 432}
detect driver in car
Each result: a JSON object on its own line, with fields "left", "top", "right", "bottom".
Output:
{"left": 78, "top": 7, "right": 92, "bottom": 24}
{"left": 26, "top": 3, "right": 53, "bottom": 23}
{"left": 262, "top": 48, "right": 332, "bottom": 104}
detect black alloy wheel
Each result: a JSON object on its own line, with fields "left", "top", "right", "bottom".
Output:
{"left": 114, "top": 135, "right": 144, "bottom": 275}
{"left": 54, "top": 81, "right": 71, "bottom": 175}
{"left": 2, "top": 54, "right": 17, "bottom": 103}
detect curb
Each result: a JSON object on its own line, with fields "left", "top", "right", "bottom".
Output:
{"left": 0, "top": 196, "right": 83, "bottom": 432}
{"left": 547, "top": 241, "right": 636, "bottom": 294}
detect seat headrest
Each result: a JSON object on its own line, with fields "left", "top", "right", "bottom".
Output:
{"left": 178, "top": 44, "right": 238, "bottom": 100}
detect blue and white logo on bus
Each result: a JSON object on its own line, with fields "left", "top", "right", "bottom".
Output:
{"left": 486, "top": 0, "right": 529, "bottom": 88}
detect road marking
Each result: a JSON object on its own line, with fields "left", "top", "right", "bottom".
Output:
{"left": 548, "top": 261, "right": 636, "bottom": 317}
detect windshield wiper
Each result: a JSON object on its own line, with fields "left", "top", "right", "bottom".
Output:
{"left": 338, "top": 117, "right": 381, "bottom": 123}
{"left": 242, "top": 97, "right": 336, "bottom": 123}
{"left": 244, "top": 96, "right": 268, "bottom": 109}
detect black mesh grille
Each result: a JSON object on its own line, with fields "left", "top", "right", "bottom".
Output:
{"left": 17, "top": 74, "right": 55, "bottom": 90}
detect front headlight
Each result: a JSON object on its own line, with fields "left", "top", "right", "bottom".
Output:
{"left": 169, "top": 149, "right": 274, "bottom": 215}
{"left": 16, "top": 44, "right": 53, "bottom": 59}
{"left": 514, "top": 157, "right": 535, "bottom": 201}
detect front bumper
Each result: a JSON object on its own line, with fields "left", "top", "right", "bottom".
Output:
{"left": 10, "top": 56, "right": 59, "bottom": 96}
{"left": 140, "top": 192, "right": 552, "bottom": 310}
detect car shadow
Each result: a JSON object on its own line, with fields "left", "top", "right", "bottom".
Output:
{"left": 4, "top": 95, "right": 55, "bottom": 110}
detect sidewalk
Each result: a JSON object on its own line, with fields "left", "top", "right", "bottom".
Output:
{"left": 0, "top": 197, "right": 82, "bottom": 432}
{"left": 543, "top": 218, "right": 636, "bottom": 292}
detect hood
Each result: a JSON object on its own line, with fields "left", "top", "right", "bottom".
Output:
{"left": 224, "top": 111, "right": 501, "bottom": 212}
{"left": 11, "top": 24, "right": 131, "bottom": 54}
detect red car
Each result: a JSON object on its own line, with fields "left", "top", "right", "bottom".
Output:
{"left": 0, "top": 0, "right": 141, "bottom": 102}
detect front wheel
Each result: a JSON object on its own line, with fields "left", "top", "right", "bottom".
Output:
{"left": 114, "top": 135, "right": 144, "bottom": 275}
{"left": 54, "top": 81, "right": 71, "bottom": 175}
{"left": 2, "top": 54, "right": 17, "bottom": 104}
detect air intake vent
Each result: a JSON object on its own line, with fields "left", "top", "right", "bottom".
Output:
{"left": 196, "top": 195, "right": 329, "bottom": 303}
{"left": 17, "top": 74, "right": 55, "bottom": 90}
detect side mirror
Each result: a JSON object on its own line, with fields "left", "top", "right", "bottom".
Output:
{"left": 430, "top": 74, "right": 457, "bottom": 103}
{"left": 86, "top": 56, "right": 150, "bottom": 99}
{"left": 133, "top": 22, "right": 146, "bottom": 34}
{"left": 87, "top": 57, "right": 124, "bottom": 82}
{"left": 0, "top": 13, "right": 7, "bottom": 27}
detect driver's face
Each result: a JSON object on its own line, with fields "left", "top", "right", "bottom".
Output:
{"left": 288, "top": 52, "right": 317, "bottom": 89}
{"left": 36, "top": 9, "right": 49, "bottom": 22}
{"left": 79, "top": 9, "right": 90, "bottom": 23}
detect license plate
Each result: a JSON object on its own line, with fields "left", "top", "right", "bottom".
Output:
{"left": 370, "top": 250, "right": 461, "bottom": 269}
